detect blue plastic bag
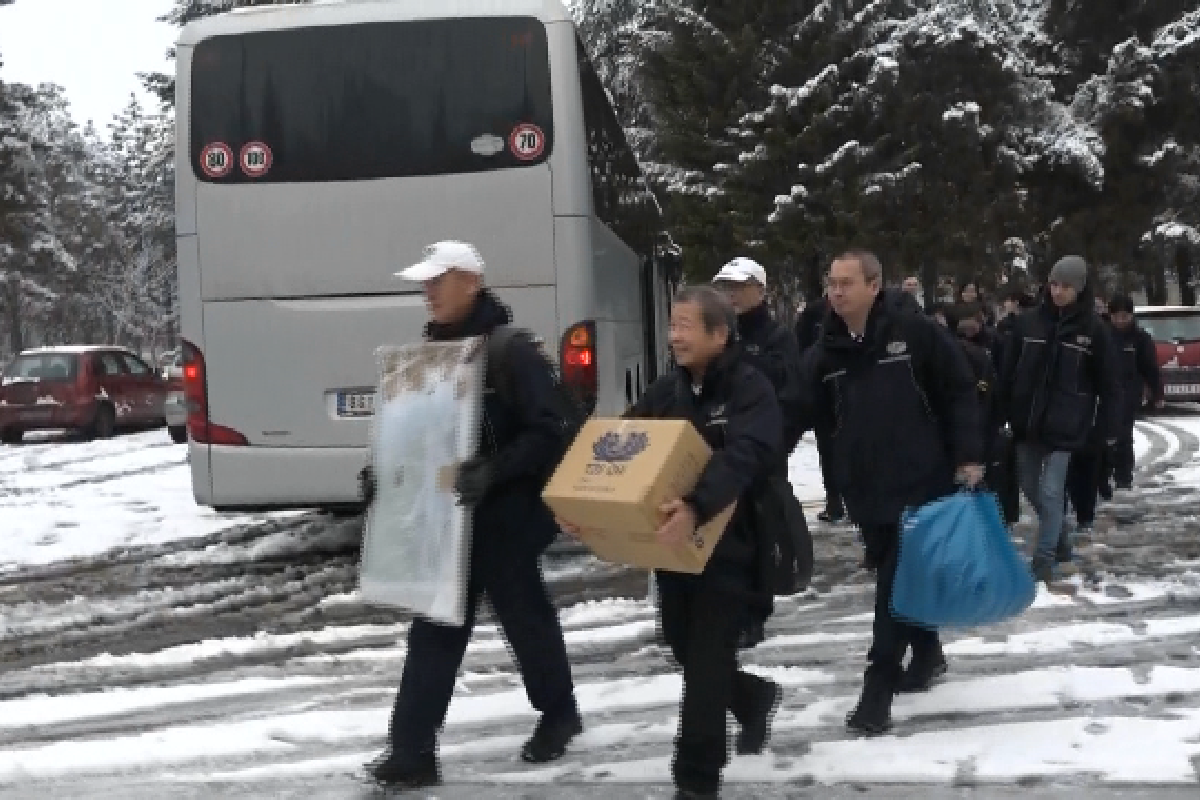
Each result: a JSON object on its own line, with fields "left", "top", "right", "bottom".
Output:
{"left": 891, "top": 490, "right": 1036, "bottom": 629}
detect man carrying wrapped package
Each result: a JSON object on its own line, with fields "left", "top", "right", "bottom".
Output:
{"left": 797, "top": 249, "right": 984, "bottom": 736}
{"left": 359, "top": 241, "right": 581, "bottom": 789}
{"left": 565, "top": 285, "right": 784, "bottom": 800}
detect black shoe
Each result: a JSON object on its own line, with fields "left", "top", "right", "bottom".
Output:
{"left": 1055, "top": 538, "right": 1074, "bottom": 564}
{"left": 368, "top": 749, "right": 440, "bottom": 788}
{"left": 737, "top": 618, "right": 766, "bottom": 650}
{"left": 1098, "top": 482, "right": 1113, "bottom": 501}
{"left": 846, "top": 671, "right": 895, "bottom": 736}
{"left": 521, "top": 709, "right": 583, "bottom": 763}
{"left": 896, "top": 654, "right": 948, "bottom": 694}
{"left": 736, "top": 679, "right": 782, "bottom": 755}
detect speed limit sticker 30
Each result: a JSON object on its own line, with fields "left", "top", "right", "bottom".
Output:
{"left": 200, "top": 142, "right": 234, "bottom": 178}
{"left": 509, "top": 124, "right": 545, "bottom": 161}
{"left": 240, "top": 142, "right": 273, "bottom": 178}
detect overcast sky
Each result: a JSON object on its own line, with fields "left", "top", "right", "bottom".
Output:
{"left": 0, "top": 0, "right": 177, "bottom": 128}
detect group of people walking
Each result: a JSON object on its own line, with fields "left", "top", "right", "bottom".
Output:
{"left": 360, "top": 241, "right": 1163, "bottom": 799}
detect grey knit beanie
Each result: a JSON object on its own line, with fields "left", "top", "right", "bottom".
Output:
{"left": 1049, "top": 255, "right": 1088, "bottom": 292}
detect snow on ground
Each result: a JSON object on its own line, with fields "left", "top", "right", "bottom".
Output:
{"left": 3, "top": 416, "right": 1200, "bottom": 795}
{"left": 0, "top": 430, "right": 300, "bottom": 571}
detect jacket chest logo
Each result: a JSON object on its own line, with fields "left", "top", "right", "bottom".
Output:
{"left": 886, "top": 340, "right": 908, "bottom": 355}
{"left": 1076, "top": 335, "right": 1091, "bottom": 347}
{"left": 745, "top": 344, "right": 760, "bottom": 354}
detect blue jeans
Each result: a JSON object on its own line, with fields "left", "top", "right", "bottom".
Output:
{"left": 1016, "top": 444, "right": 1072, "bottom": 571}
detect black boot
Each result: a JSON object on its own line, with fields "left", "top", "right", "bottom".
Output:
{"left": 521, "top": 708, "right": 584, "bottom": 763}
{"left": 368, "top": 748, "right": 440, "bottom": 789}
{"left": 737, "top": 616, "right": 766, "bottom": 650}
{"left": 897, "top": 647, "right": 948, "bottom": 693}
{"left": 736, "top": 679, "right": 783, "bottom": 755}
{"left": 846, "top": 668, "right": 896, "bottom": 736}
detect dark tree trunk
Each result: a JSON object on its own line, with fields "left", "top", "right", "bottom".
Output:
{"left": 1177, "top": 247, "right": 1196, "bottom": 307}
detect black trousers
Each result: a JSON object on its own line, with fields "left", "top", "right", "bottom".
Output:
{"left": 387, "top": 524, "right": 576, "bottom": 754}
{"left": 815, "top": 428, "right": 843, "bottom": 515}
{"left": 863, "top": 524, "right": 941, "bottom": 682}
{"left": 1112, "top": 412, "right": 1137, "bottom": 486}
{"left": 658, "top": 573, "right": 769, "bottom": 795}
{"left": 1065, "top": 449, "right": 1102, "bottom": 527}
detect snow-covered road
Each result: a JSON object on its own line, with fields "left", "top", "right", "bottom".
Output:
{"left": 2, "top": 417, "right": 1200, "bottom": 797}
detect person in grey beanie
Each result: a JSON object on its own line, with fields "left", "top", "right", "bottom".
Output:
{"left": 998, "top": 255, "right": 1121, "bottom": 590}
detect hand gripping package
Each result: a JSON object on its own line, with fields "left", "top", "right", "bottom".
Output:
{"left": 358, "top": 338, "right": 485, "bottom": 626}
{"left": 542, "top": 418, "right": 735, "bottom": 573}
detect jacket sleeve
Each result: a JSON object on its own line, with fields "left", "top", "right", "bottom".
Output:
{"left": 488, "top": 337, "right": 571, "bottom": 486}
{"left": 1137, "top": 329, "right": 1163, "bottom": 403}
{"left": 922, "top": 319, "right": 984, "bottom": 466}
{"left": 624, "top": 376, "right": 674, "bottom": 419}
{"left": 1092, "top": 322, "right": 1123, "bottom": 443}
{"left": 684, "top": 370, "right": 782, "bottom": 526}
{"left": 996, "top": 315, "right": 1024, "bottom": 427}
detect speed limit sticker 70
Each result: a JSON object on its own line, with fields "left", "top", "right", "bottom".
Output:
{"left": 509, "top": 124, "right": 545, "bottom": 161}
{"left": 200, "top": 142, "right": 233, "bottom": 178}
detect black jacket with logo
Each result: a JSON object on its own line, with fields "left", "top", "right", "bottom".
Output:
{"left": 627, "top": 343, "right": 782, "bottom": 582}
{"left": 737, "top": 302, "right": 804, "bottom": 455}
{"left": 798, "top": 290, "right": 982, "bottom": 526}
{"left": 1109, "top": 322, "right": 1163, "bottom": 417}
{"left": 998, "top": 285, "right": 1121, "bottom": 453}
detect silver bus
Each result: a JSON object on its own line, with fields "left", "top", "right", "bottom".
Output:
{"left": 176, "top": 0, "right": 678, "bottom": 510}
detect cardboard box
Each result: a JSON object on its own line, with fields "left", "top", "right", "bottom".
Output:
{"left": 542, "top": 418, "right": 736, "bottom": 573}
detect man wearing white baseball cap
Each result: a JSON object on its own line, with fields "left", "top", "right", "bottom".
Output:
{"left": 712, "top": 257, "right": 805, "bottom": 651}
{"left": 362, "top": 240, "right": 582, "bottom": 789}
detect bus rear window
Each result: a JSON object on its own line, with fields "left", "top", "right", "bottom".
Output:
{"left": 1140, "top": 312, "right": 1200, "bottom": 343}
{"left": 190, "top": 17, "right": 553, "bottom": 183}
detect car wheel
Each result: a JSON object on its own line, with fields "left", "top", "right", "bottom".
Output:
{"left": 169, "top": 425, "right": 187, "bottom": 444}
{"left": 1, "top": 428, "right": 22, "bottom": 445}
{"left": 88, "top": 404, "right": 116, "bottom": 441}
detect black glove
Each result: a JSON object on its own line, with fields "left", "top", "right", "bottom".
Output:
{"left": 454, "top": 457, "right": 495, "bottom": 506}
{"left": 358, "top": 465, "right": 376, "bottom": 506}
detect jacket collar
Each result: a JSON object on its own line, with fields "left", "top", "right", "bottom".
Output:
{"left": 425, "top": 289, "right": 513, "bottom": 341}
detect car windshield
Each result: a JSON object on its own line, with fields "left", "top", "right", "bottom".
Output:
{"left": 2, "top": 353, "right": 79, "bottom": 383}
{"left": 1139, "top": 313, "right": 1200, "bottom": 343}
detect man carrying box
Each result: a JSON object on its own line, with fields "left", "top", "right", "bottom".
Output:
{"left": 626, "top": 285, "right": 785, "bottom": 800}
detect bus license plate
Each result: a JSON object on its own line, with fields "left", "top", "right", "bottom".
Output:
{"left": 1165, "top": 384, "right": 1200, "bottom": 395}
{"left": 337, "top": 391, "right": 376, "bottom": 417}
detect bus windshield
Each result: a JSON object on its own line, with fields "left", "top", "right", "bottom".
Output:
{"left": 190, "top": 16, "right": 553, "bottom": 184}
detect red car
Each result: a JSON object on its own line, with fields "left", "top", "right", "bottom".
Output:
{"left": 0, "top": 346, "right": 169, "bottom": 444}
{"left": 1136, "top": 306, "right": 1200, "bottom": 403}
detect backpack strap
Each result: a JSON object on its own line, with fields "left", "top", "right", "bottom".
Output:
{"left": 486, "top": 325, "right": 521, "bottom": 407}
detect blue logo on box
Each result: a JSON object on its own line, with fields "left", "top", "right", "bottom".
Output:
{"left": 592, "top": 430, "right": 649, "bottom": 463}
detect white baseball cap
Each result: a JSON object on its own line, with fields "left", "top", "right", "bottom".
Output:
{"left": 713, "top": 257, "right": 767, "bottom": 286}
{"left": 395, "top": 240, "right": 486, "bottom": 282}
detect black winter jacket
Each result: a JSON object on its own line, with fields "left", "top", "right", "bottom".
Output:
{"left": 798, "top": 290, "right": 983, "bottom": 526}
{"left": 627, "top": 343, "right": 783, "bottom": 582}
{"left": 998, "top": 287, "right": 1121, "bottom": 452}
{"left": 1109, "top": 323, "right": 1163, "bottom": 417}
{"left": 737, "top": 302, "right": 804, "bottom": 455}
{"left": 958, "top": 338, "right": 1002, "bottom": 464}
{"left": 426, "top": 290, "right": 568, "bottom": 552}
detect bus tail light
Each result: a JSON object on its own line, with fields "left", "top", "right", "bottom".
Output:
{"left": 182, "top": 339, "right": 249, "bottom": 446}
{"left": 561, "top": 320, "right": 597, "bottom": 415}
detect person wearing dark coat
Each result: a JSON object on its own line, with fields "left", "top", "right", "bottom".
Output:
{"left": 625, "top": 285, "right": 784, "bottom": 799}
{"left": 361, "top": 242, "right": 581, "bottom": 789}
{"left": 1107, "top": 294, "right": 1164, "bottom": 487}
{"left": 794, "top": 293, "right": 845, "bottom": 523}
{"left": 712, "top": 257, "right": 805, "bottom": 650}
{"left": 798, "top": 251, "right": 984, "bottom": 736}
{"left": 998, "top": 256, "right": 1121, "bottom": 587}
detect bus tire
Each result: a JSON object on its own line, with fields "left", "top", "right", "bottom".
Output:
{"left": 1, "top": 428, "right": 22, "bottom": 445}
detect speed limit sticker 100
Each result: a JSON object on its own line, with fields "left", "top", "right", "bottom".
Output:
{"left": 509, "top": 124, "right": 545, "bottom": 161}
{"left": 200, "top": 142, "right": 234, "bottom": 178}
{"left": 240, "top": 142, "right": 273, "bottom": 178}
